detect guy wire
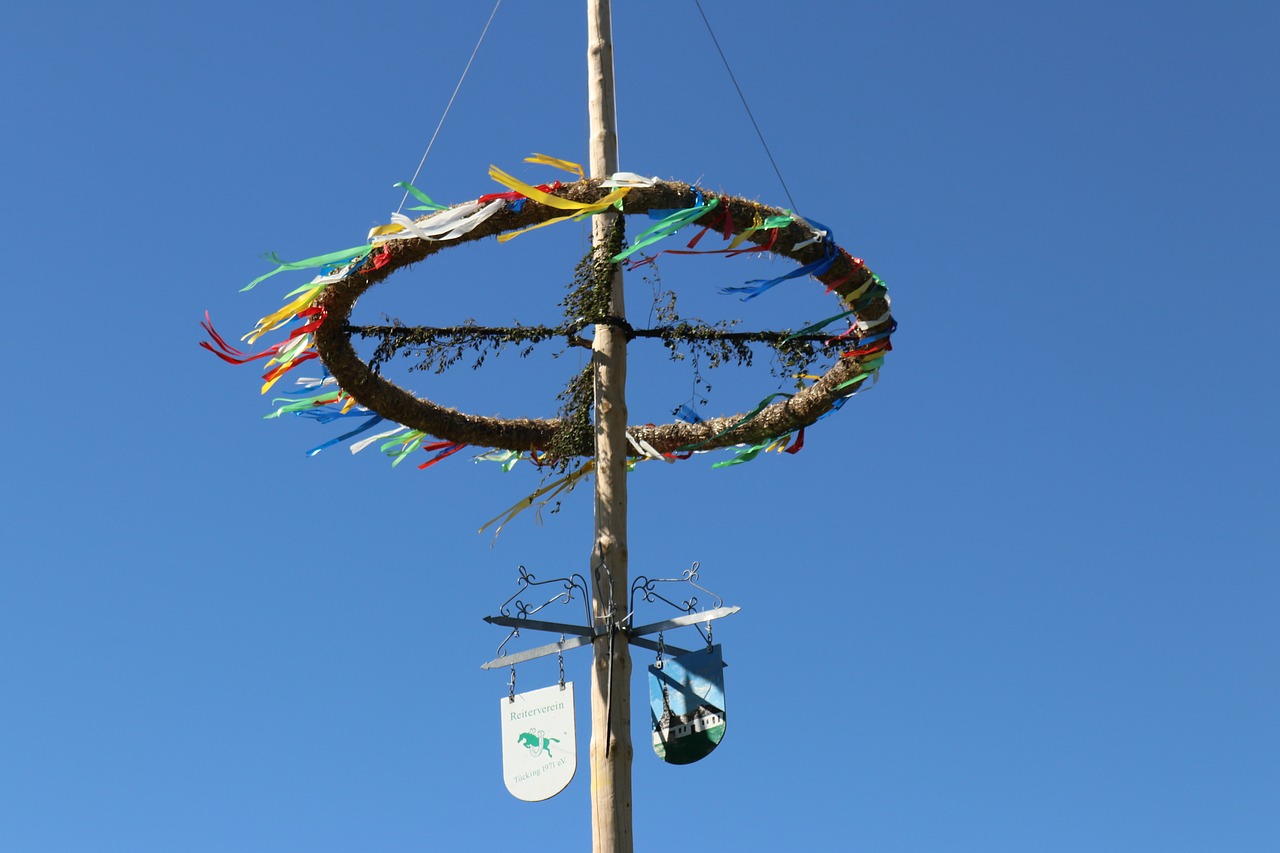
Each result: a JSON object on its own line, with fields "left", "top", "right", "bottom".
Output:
{"left": 397, "top": 0, "right": 503, "bottom": 214}
{"left": 693, "top": 0, "right": 799, "bottom": 213}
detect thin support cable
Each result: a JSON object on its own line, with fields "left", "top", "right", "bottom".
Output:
{"left": 397, "top": 0, "right": 503, "bottom": 214}
{"left": 693, "top": 0, "right": 799, "bottom": 212}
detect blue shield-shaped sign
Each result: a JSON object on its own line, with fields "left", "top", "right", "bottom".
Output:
{"left": 648, "top": 645, "right": 726, "bottom": 765}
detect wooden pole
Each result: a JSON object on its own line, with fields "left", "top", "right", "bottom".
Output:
{"left": 586, "top": 1, "right": 632, "bottom": 851}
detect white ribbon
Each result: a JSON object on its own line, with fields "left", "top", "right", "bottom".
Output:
{"left": 601, "top": 172, "right": 658, "bottom": 188}
{"left": 792, "top": 229, "right": 827, "bottom": 250}
{"left": 292, "top": 376, "right": 338, "bottom": 388}
{"left": 372, "top": 198, "right": 506, "bottom": 244}
{"left": 626, "top": 431, "right": 673, "bottom": 463}
{"left": 473, "top": 449, "right": 522, "bottom": 472}
{"left": 350, "top": 425, "right": 408, "bottom": 455}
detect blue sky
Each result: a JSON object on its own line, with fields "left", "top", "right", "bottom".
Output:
{"left": 2, "top": 1, "right": 1277, "bottom": 850}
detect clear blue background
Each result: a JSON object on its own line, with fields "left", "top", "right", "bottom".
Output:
{"left": 2, "top": 1, "right": 1276, "bottom": 850}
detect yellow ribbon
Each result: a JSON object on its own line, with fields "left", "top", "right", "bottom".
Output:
{"left": 487, "top": 165, "right": 631, "bottom": 241}
{"left": 478, "top": 460, "right": 595, "bottom": 537}
{"left": 838, "top": 274, "right": 878, "bottom": 306}
{"left": 367, "top": 223, "right": 405, "bottom": 239}
{"left": 764, "top": 436, "right": 790, "bottom": 453}
{"left": 727, "top": 213, "right": 764, "bottom": 250}
{"left": 245, "top": 284, "right": 325, "bottom": 345}
{"left": 259, "top": 335, "right": 313, "bottom": 394}
{"left": 488, "top": 165, "right": 629, "bottom": 212}
{"left": 524, "top": 153, "right": 585, "bottom": 180}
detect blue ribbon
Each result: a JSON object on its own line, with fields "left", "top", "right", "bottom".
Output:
{"left": 303, "top": 415, "right": 387, "bottom": 456}
{"left": 674, "top": 404, "right": 705, "bottom": 424}
{"left": 721, "top": 252, "right": 837, "bottom": 301}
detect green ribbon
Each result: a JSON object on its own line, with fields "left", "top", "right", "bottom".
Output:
{"left": 394, "top": 181, "right": 448, "bottom": 211}
{"left": 675, "top": 391, "right": 792, "bottom": 452}
{"left": 784, "top": 309, "right": 856, "bottom": 342}
{"left": 243, "top": 245, "right": 374, "bottom": 292}
{"left": 834, "top": 356, "right": 886, "bottom": 391}
{"left": 263, "top": 391, "right": 341, "bottom": 419}
{"left": 382, "top": 430, "right": 426, "bottom": 467}
{"left": 711, "top": 439, "right": 773, "bottom": 468}
{"left": 612, "top": 198, "right": 720, "bottom": 262}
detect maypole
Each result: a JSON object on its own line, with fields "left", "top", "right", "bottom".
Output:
{"left": 206, "top": 4, "right": 897, "bottom": 848}
{"left": 586, "top": 3, "right": 634, "bottom": 845}
{"left": 585, "top": 1, "right": 633, "bottom": 850}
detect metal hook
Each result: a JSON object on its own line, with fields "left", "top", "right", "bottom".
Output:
{"left": 495, "top": 626, "right": 520, "bottom": 660}
{"left": 508, "top": 665, "right": 516, "bottom": 703}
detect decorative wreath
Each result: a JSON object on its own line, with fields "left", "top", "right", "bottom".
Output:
{"left": 203, "top": 157, "right": 894, "bottom": 477}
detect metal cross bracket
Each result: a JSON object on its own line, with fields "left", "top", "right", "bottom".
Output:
{"left": 480, "top": 562, "right": 738, "bottom": 670}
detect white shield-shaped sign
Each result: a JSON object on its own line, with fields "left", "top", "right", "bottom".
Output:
{"left": 648, "top": 645, "right": 726, "bottom": 765}
{"left": 500, "top": 682, "right": 577, "bottom": 801}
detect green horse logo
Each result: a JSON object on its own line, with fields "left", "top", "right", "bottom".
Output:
{"left": 517, "top": 730, "right": 560, "bottom": 758}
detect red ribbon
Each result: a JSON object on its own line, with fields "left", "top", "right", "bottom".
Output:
{"left": 822, "top": 250, "right": 867, "bottom": 293}
{"left": 477, "top": 181, "right": 560, "bottom": 204}
{"left": 841, "top": 339, "right": 892, "bottom": 359}
{"left": 624, "top": 226, "right": 778, "bottom": 271}
{"left": 285, "top": 306, "right": 327, "bottom": 340}
{"left": 418, "top": 442, "right": 467, "bottom": 470}
{"left": 200, "top": 312, "right": 285, "bottom": 364}
{"left": 261, "top": 350, "right": 319, "bottom": 385}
